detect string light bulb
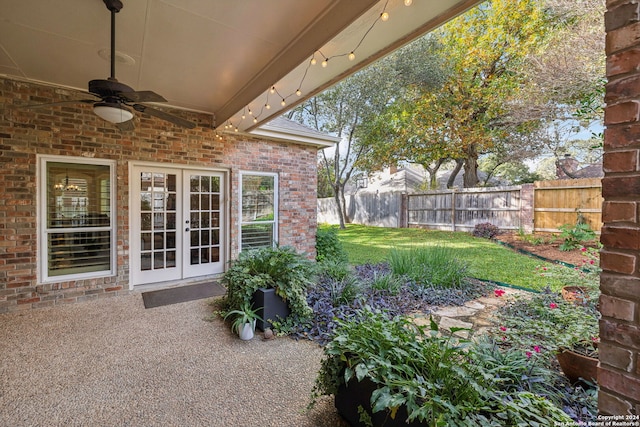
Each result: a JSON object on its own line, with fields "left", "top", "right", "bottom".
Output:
{"left": 265, "top": 103, "right": 271, "bottom": 110}
{"left": 380, "top": 11, "right": 389, "bottom": 21}
{"left": 281, "top": 99, "right": 286, "bottom": 107}
{"left": 296, "top": 89, "right": 302, "bottom": 96}
{"left": 253, "top": 117, "right": 258, "bottom": 123}
{"left": 270, "top": 86, "right": 276, "bottom": 94}
{"left": 348, "top": 52, "right": 356, "bottom": 61}
{"left": 310, "top": 57, "right": 317, "bottom": 65}
{"left": 404, "top": 0, "right": 412, "bottom": 5}
{"left": 322, "top": 58, "right": 328, "bottom": 67}
{"left": 248, "top": 109, "right": 253, "bottom": 116}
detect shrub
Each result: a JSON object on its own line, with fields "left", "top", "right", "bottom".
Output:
{"left": 316, "top": 226, "right": 348, "bottom": 264}
{"left": 388, "top": 245, "right": 468, "bottom": 288}
{"left": 311, "top": 309, "right": 573, "bottom": 425}
{"left": 558, "top": 223, "right": 596, "bottom": 251}
{"left": 472, "top": 222, "right": 500, "bottom": 239}
{"left": 222, "top": 245, "right": 315, "bottom": 328}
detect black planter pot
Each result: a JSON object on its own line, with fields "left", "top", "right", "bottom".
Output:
{"left": 334, "top": 377, "right": 422, "bottom": 427}
{"left": 251, "top": 287, "right": 290, "bottom": 331}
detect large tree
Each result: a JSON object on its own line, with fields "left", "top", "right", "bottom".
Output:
{"left": 360, "top": 0, "right": 553, "bottom": 188}
{"left": 288, "top": 61, "right": 399, "bottom": 228}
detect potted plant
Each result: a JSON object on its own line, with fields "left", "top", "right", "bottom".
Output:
{"left": 223, "top": 245, "right": 315, "bottom": 332}
{"left": 223, "top": 302, "right": 263, "bottom": 340}
{"left": 557, "top": 338, "right": 598, "bottom": 385}
{"left": 310, "top": 308, "right": 572, "bottom": 426}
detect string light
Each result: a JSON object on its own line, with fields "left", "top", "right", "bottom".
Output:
{"left": 234, "top": 0, "right": 404, "bottom": 128}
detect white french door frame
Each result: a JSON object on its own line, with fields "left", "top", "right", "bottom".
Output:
{"left": 128, "top": 162, "right": 229, "bottom": 288}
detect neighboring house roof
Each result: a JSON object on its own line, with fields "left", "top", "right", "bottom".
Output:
{"left": 572, "top": 163, "right": 604, "bottom": 179}
{"left": 251, "top": 116, "right": 340, "bottom": 148}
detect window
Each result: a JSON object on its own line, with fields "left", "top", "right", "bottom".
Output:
{"left": 239, "top": 172, "right": 277, "bottom": 250}
{"left": 40, "top": 157, "right": 115, "bottom": 281}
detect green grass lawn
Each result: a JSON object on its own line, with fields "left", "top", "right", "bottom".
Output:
{"left": 322, "top": 223, "right": 566, "bottom": 292}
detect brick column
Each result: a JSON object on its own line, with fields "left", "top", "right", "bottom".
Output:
{"left": 601, "top": 0, "right": 640, "bottom": 414}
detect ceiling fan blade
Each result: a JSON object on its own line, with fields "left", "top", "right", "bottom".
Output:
{"left": 120, "top": 91, "right": 167, "bottom": 103}
{"left": 133, "top": 104, "right": 196, "bottom": 129}
{"left": 21, "top": 99, "right": 96, "bottom": 109}
{"left": 115, "top": 119, "right": 135, "bottom": 131}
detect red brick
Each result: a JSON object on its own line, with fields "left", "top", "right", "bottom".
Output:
{"left": 601, "top": 226, "right": 640, "bottom": 250}
{"left": 601, "top": 274, "right": 640, "bottom": 300}
{"left": 605, "top": 101, "right": 640, "bottom": 125}
{"left": 607, "top": 21, "right": 640, "bottom": 54}
{"left": 599, "top": 342, "right": 634, "bottom": 371}
{"left": 601, "top": 250, "right": 637, "bottom": 275}
{"left": 599, "top": 294, "right": 637, "bottom": 322}
{"left": 606, "top": 76, "right": 640, "bottom": 103}
{"left": 598, "top": 368, "right": 640, "bottom": 401}
{"left": 601, "top": 318, "right": 640, "bottom": 349}
{"left": 603, "top": 201, "right": 638, "bottom": 222}
{"left": 599, "top": 389, "right": 634, "bottom": 415}
{"left": 606, "top": 3, "right": 640, "bottom": 32}
{"left": 603, "top": 150, "right": 639, "bottom": 172}
{"left": 602, "top": 176, "right": 640, "bottom": 198}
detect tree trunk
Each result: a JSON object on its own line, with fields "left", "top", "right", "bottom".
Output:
{"left": 447, "top": 159, "right": 464, "bottom": 188}
{"left": 333, "top": 186, "right": 346, "bottom": 229}
{"left": 463, "top": 144, "right": 480, "bottom": 188}
{"left": 339, "top": 187, "right": 351, "bottom": 224}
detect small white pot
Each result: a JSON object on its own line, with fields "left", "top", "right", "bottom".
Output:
{"left": 238, "top": 321, "right": 255, "bottom": 340}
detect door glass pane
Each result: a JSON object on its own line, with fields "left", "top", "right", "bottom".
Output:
{"left": 139, "top": 171, "right": 178, "bottom": 272}
{"left": 188, "top": 173, "right": 221, "bottom": 267}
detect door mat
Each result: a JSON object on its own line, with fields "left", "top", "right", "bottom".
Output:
{"left": 142, "top": 282, "right": 226, "bottom": 309}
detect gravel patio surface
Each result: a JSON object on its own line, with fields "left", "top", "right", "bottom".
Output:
{"left": 0, "top": 293, "right": 347, "bottom": 427}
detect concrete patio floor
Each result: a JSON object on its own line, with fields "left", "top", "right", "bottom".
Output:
{"left": 0, "top": 293, "right": 346, "bottom": 427}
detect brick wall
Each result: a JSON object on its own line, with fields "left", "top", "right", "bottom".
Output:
{"left": 602, "top": 0, "right": 640, "bottom": 414}
{"left": 0, "top": 77, "right": 319, "bottom": 312}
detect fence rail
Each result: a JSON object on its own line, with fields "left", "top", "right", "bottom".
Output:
{"left": 317, "top": 178, "right": 603, "bottom": 233}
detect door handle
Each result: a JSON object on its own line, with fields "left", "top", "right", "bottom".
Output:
{"left": 185, "top": 228, "right": 190, "bottom": 232}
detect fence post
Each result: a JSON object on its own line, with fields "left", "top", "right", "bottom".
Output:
{"left": 399, "top": 193, "right": 408, "bottom": 228}
{"left": 520, "top": 184, "right": 534, "bottom": 233}
{"left": 451, "top": 190, "right": 456, "bottom": 232}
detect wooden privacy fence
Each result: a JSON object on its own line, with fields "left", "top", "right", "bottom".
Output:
{"left": 406, "top": 186, "right": 526, "bottom": 232}
{"left": 317, "top": 178, "right": 603, "bottom": 233}
{"left": 533, "top": 178, "right": 603, "bottom": 233}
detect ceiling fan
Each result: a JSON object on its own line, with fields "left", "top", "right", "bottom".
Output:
{"left": 24, "top": 0, "right": 196, "bottom": 130}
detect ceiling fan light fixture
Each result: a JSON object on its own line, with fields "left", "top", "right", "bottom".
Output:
{"left": 94, "top": 102, "right": 133, "bottom": 123}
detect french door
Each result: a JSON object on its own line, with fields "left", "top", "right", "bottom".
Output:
{"left": 131, "top": 165, "right": 225, "bottom": 286}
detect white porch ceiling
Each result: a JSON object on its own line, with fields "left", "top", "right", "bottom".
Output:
{"left": 0, "top": 0, "right": 483, "bottom": 132}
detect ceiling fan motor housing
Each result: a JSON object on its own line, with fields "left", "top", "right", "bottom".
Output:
{"left": 89, "top": 79, "right": 134, "bottom": 98}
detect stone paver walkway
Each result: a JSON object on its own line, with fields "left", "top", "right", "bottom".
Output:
{"left": 413, "top": 286, "right": 530, "bottom": 338}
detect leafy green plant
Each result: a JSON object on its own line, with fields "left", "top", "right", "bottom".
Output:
{"left": 311, "top": 308, "right": 573, "bottom": 425}
{"left": 223, "top": 301, "right": 264, "bottom": 334}
{"left": 368, "top": 272, "right": 403, "bottom": 295}
{"left": 222, "top": 245, "right": 316, "bottom": 329}
{"left": 494, "top": 290, "right": 600, "bottom": 357}
{"left": 388, "top": 245, "right": 468, "bottom": 289}
{"left": 318, "top": 259, "right": 352, "bottom": 281}
{"left": 316, "top": 226, "right": 349, "bottom": 264}
{"left": 328, "top": 276, "right": 362, "bottom": 307}
{"left": 558, "top": 223, "right": 596, "bottom": 251}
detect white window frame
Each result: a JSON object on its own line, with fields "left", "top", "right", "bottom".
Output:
{"left": 238, "top": 171, "right": 278, "bottom": 252}
{"left": 38, "top": 155, "right": 117, "bottom": 283}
